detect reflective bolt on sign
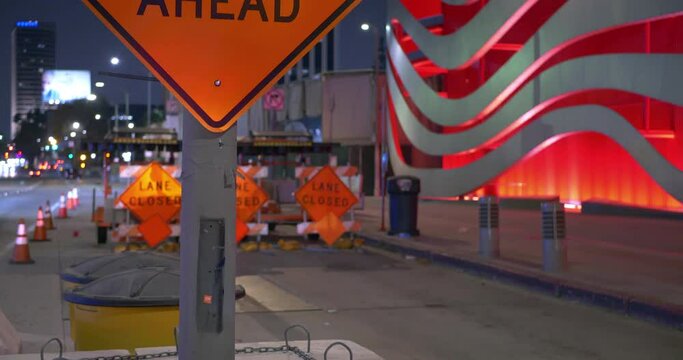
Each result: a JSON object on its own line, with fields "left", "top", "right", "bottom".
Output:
{"left": 83, "top": 0, "right": 361, "bottom": 133}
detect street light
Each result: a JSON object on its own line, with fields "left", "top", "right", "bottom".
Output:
{"left": 128, "top": 122, "right": 135, "bottom": 129}
{"left": 95, "top": 82, "right": 105, "bottom": 88}
{"left": 361, "top": 23, "right": 371, "bottom": 31}
{"left": 87, "top": 94, "right": 97, "bottom": 101}
{"left": 70, "top": 131, "right": 77, "bottom": 138}
{"left": 95, "top": 114, "right": 102, "bottom": 120}
{"left": 72, "top": 122, "right": 81, "bottom": 130}
{"left": 110, "top": 57, "right": 120, "bottom": 65}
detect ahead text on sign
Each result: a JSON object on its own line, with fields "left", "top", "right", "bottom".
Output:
{"left": 137, "top": 0, "right": 300, "bottom": 22}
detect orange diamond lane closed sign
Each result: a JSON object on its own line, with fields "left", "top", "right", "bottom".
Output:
{"left": 117, "top": 162, "right": 182, "bottom": 222}
{"left": 236, "top": 169, "right": 269, "bottom": 223}
{"left": 83, "top": 0, "right": 361, "bottom": 133}
{"left": 295, "top": 166, "right": 358, "bottom": 222}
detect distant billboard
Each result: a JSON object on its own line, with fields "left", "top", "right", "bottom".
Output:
{"left": 42, "top": 70, "right": 92, "bottom": 105}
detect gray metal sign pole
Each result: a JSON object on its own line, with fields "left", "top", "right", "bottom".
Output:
{"left": 179, "top": 115, "right": 236, "bottom": 359}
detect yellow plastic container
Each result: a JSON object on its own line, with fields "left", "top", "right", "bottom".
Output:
{"left": 64, "top": 268, "right": 179, "bottom": 351}
{"left": 68, "top": 303, "right": 178, "bottom": 351}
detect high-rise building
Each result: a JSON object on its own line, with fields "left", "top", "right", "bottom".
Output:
{"left": 10, "top": 20, "right": 56, "bottom": 140}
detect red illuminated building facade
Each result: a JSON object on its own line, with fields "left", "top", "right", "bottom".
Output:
{"left": 386, "top": 0, "right": 683, "bottom": 210}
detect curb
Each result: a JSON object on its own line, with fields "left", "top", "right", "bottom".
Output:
{"left": 359, "top": 234, "right": 683, "bottom": 331}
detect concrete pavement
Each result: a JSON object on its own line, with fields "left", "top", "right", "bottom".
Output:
{"left": 0, "top": 179, "right": 110, "bottom": 353}
{"left": 356, "top": 197, "right": 683, "bottom": 328}
{"left": 1, "top": 181, "right": 683, "bottom": 359}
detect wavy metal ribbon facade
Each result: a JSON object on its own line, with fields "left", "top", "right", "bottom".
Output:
{"left": 386, "top": 0, "right": 683, "bottom": 210}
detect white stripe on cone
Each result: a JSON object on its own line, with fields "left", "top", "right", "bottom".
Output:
{"left": 16, "top": 224, "right": 27, "bottom": 245}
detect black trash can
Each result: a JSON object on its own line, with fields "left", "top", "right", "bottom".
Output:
{"left": 387, "top": 176, "right": 420, "bottom": 237}
{"left": 97, "top": 225, "right": 108, "bottom": 245}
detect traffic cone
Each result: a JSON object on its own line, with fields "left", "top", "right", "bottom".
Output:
{"left": 32, "top": 207, "right": 49, "bottom": 242}
{"left": 73, "top": 188, "right": 79, "bottom": 207}
{"left": 45, "top": 201, "right": 55, "bottom": 230}
{"left": 9, "top": 219, "right": 34, "bottom": 265}
{"left": 58, "top": 194, "right": 68, "bottom": 219}
{"left": 66, "top": 191, "right": 74, "bottom": 210}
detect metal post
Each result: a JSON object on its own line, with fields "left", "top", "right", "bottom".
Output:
{"left": 115, "top": 104, "right": 119, "bottom": 132}
{"left": 478, "top": 196, "right": 500, "bottom": 259}
{"left": 111, "top": 191, "right": 118, "bottom": 225}
{"left": 91, "top": 187, "right": 96, "bottom": 221}
{"left": 373, "top": 26, "right": 387, "bottom": 232}
{"left": 147, "top": 72, "right": 152, "bottom": 127}
{"left": 541, "top": 201, "right": 567, "bottom": 272}
{"left": 179, "top": 116, "right": 236, "bottom": 359}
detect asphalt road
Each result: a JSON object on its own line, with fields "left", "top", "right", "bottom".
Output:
{"left": 0, "top": 180, "right": 682, "bottom": 359}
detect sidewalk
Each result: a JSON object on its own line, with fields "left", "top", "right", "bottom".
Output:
{"left": 0, "top": 181, "right": 110, "bottom": 353}
{"left": 356, "top": 197, "right": 683, "bottom": 328}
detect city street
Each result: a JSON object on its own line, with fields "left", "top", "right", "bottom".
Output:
{"left": 2, "top": 1, "right": 683, "bottom": 358}
{"left": 1, "top": 180, "right": 682, "bottom": 359}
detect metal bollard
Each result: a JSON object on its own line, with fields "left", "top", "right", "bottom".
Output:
{"left": 478, "top": 196, "right": 500, "bottom": 259}
{"left": 91, "top": 187, "right": 96, "bottom": 222}
{"left": 541, "top": 201, "right": 567, "bottom": 272}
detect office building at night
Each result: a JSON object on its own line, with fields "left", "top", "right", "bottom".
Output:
{"left": 10, "top": 20, "right": 56, "bottom": 139}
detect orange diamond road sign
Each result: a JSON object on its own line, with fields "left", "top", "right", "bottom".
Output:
{"left": 315, "top": 212, "right": 346, "bottom": 246}
{"left": 138, "top": 214, "right": 173, "bottom": 247}
{"left": 236, "top": 169, "right": 269, "bottom": 223}
{"left": 83, "top": 0, "right": 361, "bottom": 133}
{"left": 295, "top": 165, "right": 358, "bottom": 221}
{"left": 235, "top": 219, "right": 249, "bottom": 244}
{"left": 117, "top": 162, "right": 182, "bottom": 222}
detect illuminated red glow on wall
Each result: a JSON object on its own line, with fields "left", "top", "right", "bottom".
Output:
{"left": 395, "top": 0, "right": 566, "bottom": 99}
{"left": 488, "top": 133, "right": 683, "bottom": 210}
{"left": 392, "top": 12, "right": 683, "bottom": 133}
{"left": 388, "top": 2, "right": 683, "bottom": 211}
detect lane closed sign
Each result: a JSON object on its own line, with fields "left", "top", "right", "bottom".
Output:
{"left": 295, "top": 166, "right": 358, "bottom": 222}
{"left": 118, "top": 162, "right": 182, "bottom": 222}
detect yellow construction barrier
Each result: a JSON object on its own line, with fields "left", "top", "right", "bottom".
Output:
{"left": 64, "top": 268, "right": 179, "bottom": 351}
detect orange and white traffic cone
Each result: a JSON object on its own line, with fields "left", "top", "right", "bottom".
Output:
{"left": 45, "top": 201, "right": 55, "bottom": 230}
{"left": 32, "top": 207, "right": 49, "bottom": 242}
{"left": 58, "top": 194, "right": 68, "bottom": 219}
{"left": 66, "top": 191, "right": 74, "bottom": 210}
{"left": 10, "top": 219, "right": 34, "bottom": 265}
{"left": 73, "top": 188, "right": 79, "bottom": 207}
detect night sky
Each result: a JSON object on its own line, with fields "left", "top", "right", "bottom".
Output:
{"left": 0, "top": 0, "right": 386, "bottom": 137}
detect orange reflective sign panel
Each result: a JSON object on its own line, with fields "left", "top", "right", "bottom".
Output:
{"left": 295, "top": 166, "right": 358, "bottom": 221}
{"left": 315, "top": 212, "right": 346, "bottom": 246}
{"left": 236, "top": 169, "right": 269, "bottom": 222}
{"left": 117, "top": 162, "right": 182, "bottom": 222}
{"left": 83, "top": 0, "right": 360, "bottom": 133}
{"left": 138, "top": 214, "right": 173, "bottom": 247}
